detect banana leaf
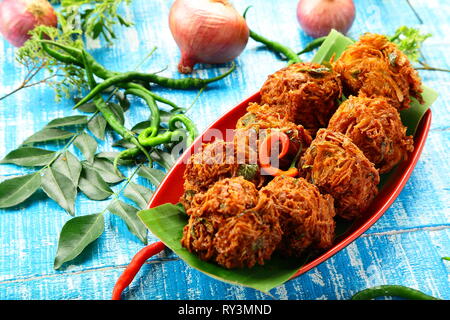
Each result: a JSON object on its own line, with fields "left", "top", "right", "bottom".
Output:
{"left": 138, "top": 30, "right": 438, "bottom": 293}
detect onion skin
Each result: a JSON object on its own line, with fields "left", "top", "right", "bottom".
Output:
{"left": 297, "top": 0, "right": 355, "bottom": 38}
{"left": 169, "top": 0, "right": 249, "bottom": 74}
{"left": 0, "top": 0, "right": 57, "bottom": 47}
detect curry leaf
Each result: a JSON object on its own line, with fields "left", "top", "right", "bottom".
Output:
{"left": 137, "top": 166, "right": 165, "bottom": 186}
{"left": 112, "top": 138, "right": 135, "bottom": 149}
{"left": 41, "top": 167, "right": 77, "bottom": 216}
{"left": 150, "top": 150, "right": 176, "bottom": 170}
{"left": 45, "top": 115, "right": 88, "bottom": 128}
{"left": 54, "top": 213, "right": 105, "bottom": 269}
{"left": 77, "top": 102, "right": 97, "bottom": 113}
{"left": 1, "top": 147, "right": 56, "bottom": 167}
{"left": 87, "top": 113, "right": 107, "bottom": 140}
{"left": 124, "top": 182, "right": 153, "bottom": 210}
{"left": 0, "top": 173, "right": 42, "bottom": 208}
{"left": 78, "top": 164, "right": 113, "bottom": 200}
{"left": 108, "top": 200, "right": 147, "bottom": 244}
{"left": 22, "top": 128, "right": 75, "bottom": 145}
{"left": 88, "top": 158, "right": 124, "bottom": 184}
{"left": 74, "top": 132, "right": 98, "bottom": 163}
{"left": 51, "top": 151, "right": 82, "bottom": 187}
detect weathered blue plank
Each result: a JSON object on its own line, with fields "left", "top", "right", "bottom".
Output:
{"left": 0, "top": 0, "right": 449, "bottom": 300}
{"left": 1, "top": 227, "right": 448, "bottom": 300}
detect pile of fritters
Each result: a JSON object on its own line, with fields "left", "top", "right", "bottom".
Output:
{"left": 179, "top": 33, "right": 421, "bottom": 269}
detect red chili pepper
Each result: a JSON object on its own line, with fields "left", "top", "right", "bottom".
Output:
{"left": 258, "top": 131, "right": 298, "bottom": 177}
{"left": 261, "top": 166, "right": 299, "bottom": 177}
{"left": 112, "top": 241, "right": 165, "bottom": 300}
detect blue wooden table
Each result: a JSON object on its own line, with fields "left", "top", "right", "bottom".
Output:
{"left": 0, "top": 0, "right": 449, "bottom": 300}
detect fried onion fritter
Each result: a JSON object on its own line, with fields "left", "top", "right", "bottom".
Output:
{"left": 333, "top": 33, "right": 423, "bottom": 110}
{"left": 181, "top": 140, "right": 262, "bottom": 209}
{"left": 299, "top": 129, "right": 380, "bottom": 220}
{"left": 260, "top": 176, "right": 335, "bottom": 257}
{"left": 260, "top": 62, "right": 342, "bottom": 133}
{"left": 328, "top": 96, "right": 414, "bottom": 173}
{"left": 213, "top": 206, "right": 282, "bottom": 269}
{"left": 181, "top": 177, "right": 282, "bottom": 268}
{"left": 234, "top": 102, "right": 312, "bottom": 167}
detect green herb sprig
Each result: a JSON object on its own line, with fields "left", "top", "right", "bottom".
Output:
{"left": 51, "top": 0, "right": 133, "bottom": 44}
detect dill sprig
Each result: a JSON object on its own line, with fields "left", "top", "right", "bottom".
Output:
{"left": 15, "top": 17, "right": 86, "bottom": 100}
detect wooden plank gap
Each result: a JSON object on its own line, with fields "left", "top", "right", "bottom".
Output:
{"left": 362, "top": 224, "right": 450, "bottom": 238}
{"left": 406, "top": 0, "right": 424, "bottom": 24}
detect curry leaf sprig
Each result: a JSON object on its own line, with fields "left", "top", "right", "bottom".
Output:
{"left": 0, "top": 100, "right": 177, "bottom": 269}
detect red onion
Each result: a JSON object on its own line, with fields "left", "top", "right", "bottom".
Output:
{"left": 297, "top": 0, "right": 355, "bottom": 38}
{"left": 0, "top": 0, "right": 57, "bottom": 47}
{"left": 169, "top": 0, "right": 249, "bottom": 74}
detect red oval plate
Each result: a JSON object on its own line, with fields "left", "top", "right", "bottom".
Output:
{"left": 147, "top": 91, "right": 432, "bottom": 280}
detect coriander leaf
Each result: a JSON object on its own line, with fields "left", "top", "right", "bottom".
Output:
{"left": 237, "top": 164, "right": 259, "bottom": 181}
{"left": 41, "top": 167, "right": 77, "bottom": 216}
{"left": 54, "top": 213, "right": 105, "bottom": 269}
{"left": 389, "top": 26, "right": 431, "bottom": 63}
{"left": 1, "top": 147, "right": 56, "bottom": 167}
{"left": 107, "top": 200, "right": 147, "bottom": 244}
{"left": 0, "top": 173, "right": 42, "bottom": 208}
{"left": 74, "top": 132, "right": 98, "bottom": 163}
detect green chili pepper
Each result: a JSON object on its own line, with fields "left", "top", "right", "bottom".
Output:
{"left": 351, "top": 285, "right": 440, "bottom": 300}
{"left": 168, "top": 114, "right": 198, "bottom": 146}
{"left": 73, "top": 63, "right": 235, "bottom": 108}
{"left": 124, "top": 87, "right": 160, "bottom": 138}
{"left": 243, "top": 7, "right": 301, "bottom": 65}
{"left": 124, "top": 83, "right": 182, "bottom": 111}
{"left": 40, "top": 40, "right": 183, "bottom": 111}
{"left": 40, "top": 41, "right": 84, "bottom": 68}
{"left": 81, "top": 50, "right": 152, "bottom": 171}
{"left": 296, "top": 37, "right": 327, "bottom": 55}
{"left": 138, "top": 129, "right": 186, "bottom": 147}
